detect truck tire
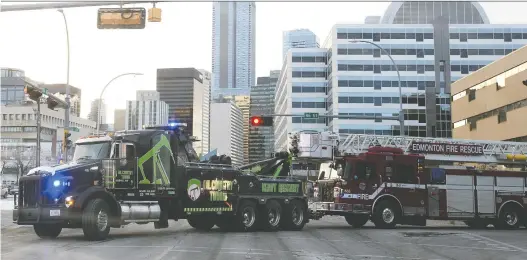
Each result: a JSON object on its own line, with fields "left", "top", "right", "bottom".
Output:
{"left": 260, "top": 200, "right": 282, "bottom": 231}
{"left": 187, "top": 215, "right": 215, "bottom": 231}
{"left": 496, "top": 205, "right": 521, "bottom": 230}
{"left": 82, "top": 198, "right": 111, "bottom": 241}
{"left": 345, "top": 215, "right": 369, "bottom": 228}
{"left": 34, "top": 224, "right": 62, "bottom": 239}
{"left": 235, "top": 200, "right": 259, "bottom": 232}
{"left": 372, "top": 200, "right": 399, "bottom": 229}
{"left": 280, "top": 200, "right": 306, "bottom": 231}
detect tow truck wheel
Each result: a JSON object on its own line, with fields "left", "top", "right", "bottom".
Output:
{"left": 280, "top": 199, "right": 307, "bottom": 231}
{"left": 260, "top": 200, "right": 282, "bottom": 231}
{"left": 81, "top": 198, "right": 111, "bottom": 241}
{"left": 187, "top": 215, "right": 215, "bottom": 231}
{"left": 345, "top": 215, "right": 369, "bottom": 228}
{"left": 496, "top": 205, "right": 522, "bottom": 230}
{"left": 372, "top": 200, "right": 399, "bottom": 229}
{"left": 236, "top": 200, "right": 259, "bottom": 232}
{"left": 33, "top": 224, "right": 62, "bottom": 239}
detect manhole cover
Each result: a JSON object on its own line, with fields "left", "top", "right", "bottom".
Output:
{"left": 402, "top": 232, "right": 458, "bottom": 237}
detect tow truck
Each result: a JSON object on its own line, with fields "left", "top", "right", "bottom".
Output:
{"left": 13, "top": 123, "right": 308, "bottom": 240}
{"left": 292, "top": 131, "right": 527, "bottom": 229}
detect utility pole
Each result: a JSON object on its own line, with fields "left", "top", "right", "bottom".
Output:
{"left": 58, "top": 9, "right": 71, "bottom": 162}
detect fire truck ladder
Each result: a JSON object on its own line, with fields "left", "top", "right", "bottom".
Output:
{"left": 338, "top": 134, "right": 527, "bottom": 165}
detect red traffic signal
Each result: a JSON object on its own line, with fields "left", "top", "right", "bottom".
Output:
{"left": 250, "top": 116, "right": 273, "bottom": 127}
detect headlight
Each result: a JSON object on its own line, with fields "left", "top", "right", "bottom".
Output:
{"left": 53, "top": 180, "right": 61, "bottom": 187}
{"left": 65, "top": 196, "right": 75, "bottom": 208}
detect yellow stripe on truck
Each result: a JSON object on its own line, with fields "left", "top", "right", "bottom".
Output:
{"left": 184, "top": 207, "right": 233, "bottom": 212}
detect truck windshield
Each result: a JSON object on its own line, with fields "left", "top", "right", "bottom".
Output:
{"left": 73, "top": 142, "right": 111, "bottom": 161}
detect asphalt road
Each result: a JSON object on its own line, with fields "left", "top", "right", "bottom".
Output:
{"left": 2, "top": 211, "right": 527, "bottom": 260}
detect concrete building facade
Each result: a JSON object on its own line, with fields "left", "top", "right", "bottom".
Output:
{"left": 274, "top": 1, "right": 527, "bottom": 151}
{"left": 156, "top": 68, "right": 211, "bottom": 155}
{"left": 249, "top": 71, "right": 280, "bottom": 163}
{"left": 210, "top": 102, "right": 244, "bottom": 166}
{"left": 113, "top": 109, "right": 126, "bottom": 131}
{"left": 452, "top": 45, "right": 527, "bottom": 142}
{"left": 88, "top": 98, "right": 107, "bottom": 126}
{"left": 282, "top": 29, "right": 320, "bottom": 61}
{"left": 125, "top": 90, "right": 169, "bottom": 130}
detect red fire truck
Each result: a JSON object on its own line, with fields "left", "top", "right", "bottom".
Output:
{"left": 299, "top": 133, "right": 527, "bottom": 229}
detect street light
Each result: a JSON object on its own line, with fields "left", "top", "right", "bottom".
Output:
{"left": 349, "top": 39, "right": 405, "bottom": 136}
{"left": 96, "top": 72, "right": 143, "bottom": 134}
{"left": 57, "top": 8, "right": 72, "bottom": 161}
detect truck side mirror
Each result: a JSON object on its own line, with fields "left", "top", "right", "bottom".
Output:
{"left": 119, "top": 143, "right": 127, "bottom": 159}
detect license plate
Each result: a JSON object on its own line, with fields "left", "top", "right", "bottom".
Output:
{"left": 49, "top": 210, "right": 60, "bottom": 217}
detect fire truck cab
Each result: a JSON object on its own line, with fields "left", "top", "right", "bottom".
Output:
{"left": 304, "top": 133, "right": 527, "bottom": 229}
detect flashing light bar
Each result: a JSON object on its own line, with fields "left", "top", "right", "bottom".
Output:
{"left": 143, "top": 123, "right": 188, "bottom": 130}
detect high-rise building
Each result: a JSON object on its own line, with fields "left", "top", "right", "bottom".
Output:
{"left": 451, "top": 45, "right": 527, "bottom": 142}
{"left": 249, "top": 70, "right": 280, "bottom": 162}
{"left": 156, "top": 68, "right": 211, "bottom": 155}
{"left": 113, "top": 109, "right": 126, "bottom": 131}
{"left": 211, "top": 2, "right": 256, "bottom": 99}
{"left": 125, "top": 90, "right": 169, "bottom": 130}
{"left": 275, "top": 1, "right": 527, "bottom": 151}
{"left": 1, "top": 68, "right": 25, "bottom": 106}
{"left": 88, "top": 98, "right": 107, "bottom": 126}
{"left": 282, "top": 29, "right": 320, "bottom": 61}
{"left": 210, "top": 101, "right": 244, "bottom": 166}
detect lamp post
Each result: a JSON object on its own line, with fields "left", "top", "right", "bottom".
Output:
{"left": 349, "top": 39, "right": 405, "bottom": 136}
{"left": 96, "top": 72, "right": 143, "bottom": 134}
{"left": 57, "top": 9, "right": 72, "bottom": 160}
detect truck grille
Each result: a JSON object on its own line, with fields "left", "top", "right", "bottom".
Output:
{"left": 19, "top": 179, "right": 40, "bottom": 207}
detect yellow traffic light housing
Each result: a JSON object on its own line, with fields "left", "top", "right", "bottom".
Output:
{"left": 148, "top": 7, "right": 162, "bottom": 22}
{"left": 63, "top": 129, "right": 72, "bottom": 152}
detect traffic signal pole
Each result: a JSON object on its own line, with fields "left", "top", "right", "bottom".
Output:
{"left": 58, "top": 9, "right": 71, "bottom": 162}
{"left": 36, "top": 102, "right": 41, "bottom": 167}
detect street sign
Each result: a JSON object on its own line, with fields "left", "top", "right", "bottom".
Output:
{"left": 42, "top": 88, "right": 48, "bottom": 95}
{"left": 304, "top": 113, "right": 319, "bottom": 119}
{"left": 67, "top": 127, "right": 79, "bottom": 132}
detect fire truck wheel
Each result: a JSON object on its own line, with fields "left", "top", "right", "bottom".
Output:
{"left": 372, "top": 200, "right": 400, "bottom": 229}
{"left": 187, "top": 215, "right": 215, "bottom": 231}
{"left": 236, "top": 200, "right": 259, "bottom": 232}
{"left": 280, "top": 199, "right": 307, "bottom": 231}
{"left": 33, "top": 224, "right": 62, "bottom": 239}
{"left": 496, "top": 205, "right": 522, "bottom": 230}
{"left": 345, "top": 215, "right": 369, "bottom": 228}
{"left": 260, "top": 200, "right": 282, "bottom": 231}
{"left": 81, "top": 198, "right": 111, "bottom": 241}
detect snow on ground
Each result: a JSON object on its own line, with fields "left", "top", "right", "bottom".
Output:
{"left": 1, "top": 196, "right": 15, "bottom": 211}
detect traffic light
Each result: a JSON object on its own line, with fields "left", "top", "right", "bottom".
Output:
{"left": 250, "top": 116, "right": 273, "bottom": 127}
{"left": 24, "top": 85, "right": 43, "bottom": 101}
{"left": 47, "top": 98, "right": 59, "bottom": 110}
{"left": 63, "top": 130, "right": 72, "bottom": 151}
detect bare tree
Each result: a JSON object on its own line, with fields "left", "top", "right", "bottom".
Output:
{"left": 13, "top": 147, "right": 35, "bottom": 183}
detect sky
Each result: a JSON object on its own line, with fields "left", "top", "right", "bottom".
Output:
{"left": 2, "top": 1, "right": 527, "bottom": 123}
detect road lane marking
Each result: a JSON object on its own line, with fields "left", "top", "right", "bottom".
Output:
{"left": 461, "top": 232, "right": 527, "bottom": 253}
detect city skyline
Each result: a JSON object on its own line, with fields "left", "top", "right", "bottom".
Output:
{"left": 2, "top": 2, "right": 526, "bottom": 122}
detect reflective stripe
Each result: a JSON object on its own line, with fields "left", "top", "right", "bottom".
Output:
{"left": 184, "top": 207, "right": 233, "bottom": 212}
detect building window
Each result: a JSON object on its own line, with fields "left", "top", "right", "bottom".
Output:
{"left": 469, "top": 120, "right": 477, "bottom": 131}
{"left": 468, "top": 89, "right": 476, "bottom": 101}
{"left": 498, "top": 110, "right": 507, "bottom": 123}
